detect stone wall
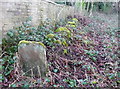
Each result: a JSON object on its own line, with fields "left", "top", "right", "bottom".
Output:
{"left": 0, "top": 0, "right": 75, "bottom": 42}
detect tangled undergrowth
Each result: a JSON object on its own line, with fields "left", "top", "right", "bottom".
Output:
{"left": 1, "top": 13, "right": 119, "bottom": 87}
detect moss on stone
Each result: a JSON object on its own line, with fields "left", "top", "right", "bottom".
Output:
{"left": 18, "top": 40, "right": 46, "bottom": 48}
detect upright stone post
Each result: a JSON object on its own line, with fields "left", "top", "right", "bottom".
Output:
{"left": 18, "top": 40, "right": 48, "bottom": 77}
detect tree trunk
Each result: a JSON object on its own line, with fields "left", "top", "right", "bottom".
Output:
{"left": 80, "top": 0, "right": 83, "bottom": 12}
{"left": 89, "top": 2, "right": 94, "bottom": 17}
{"left": 87, "top": 2, "right": 90, "bottom": 12}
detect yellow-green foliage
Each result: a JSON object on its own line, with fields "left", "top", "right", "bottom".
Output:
{"left": 79, "top": 31, "right": 85, "bottom": 34}
{"left": 67, "top": 18, "right": 78, "bottom": 28}
{"left": 62, "top": 40, "right": 68, "bottom": 47}
{"left": 55, "top": 27, "right": 71, "bottom": 38}
{"left": 72, "top": 18, "right": 78, "bottom": 22}
{"left": 68, "top": 21, "right": 76, "bottom": 25}
{"left": 19, "top": 40, "right": 46, "bottom": 48}
{"left": 70, "top": 25, "right": 76, "bottom": 28}
{"left": 66, "top": 25, "right": 70, "bottom": 27}
{"left": 54, "top": 40, "right": 62, "bottom": 44}
{"left": 67, "top": 33, "right": 71, "bottom": 38}
{"left": 47, "top": 34, "right": 55, "bottom": 38}
{"left": 82, "top": 39, "right": 92, "bottom": 45}
{"left": 91, "top": 81, "right": 97, "bottom": 84}
{"left": 63, "top": 49, "right": 68, "bottom": 54}
{"left": 55, "top": 27, "right": 70, "bottom": 33}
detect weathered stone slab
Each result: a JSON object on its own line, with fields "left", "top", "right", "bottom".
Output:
{"left": 18, "top": 40, "right": 48, "bottom": 77}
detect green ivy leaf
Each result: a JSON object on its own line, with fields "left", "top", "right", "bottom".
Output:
{"left": 45, "top": 78, "right": 50, "bottom": 82}
{"left": 54, "top": 69, "right": 58, "bottom": 73}
{"left": 63, "top": 49, "right": 68, "bottom": 54}
{"left": 53, "top": 85, "right": 57, "bottom": 87}
{"left": 91, "top": 81, "right": 97, "bottom": 84}
{"left": 10, "top": 84, "right": 16, "bottom": 87}
{"left": 92, "top": 57, "right": 97, "bottom": 61}
{"left": 7, "top": 31, "right": 14, "bottom": 37}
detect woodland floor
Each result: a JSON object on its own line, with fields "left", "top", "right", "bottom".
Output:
{"left": 1, "top": 12, "right": 119, "bottom": 87}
